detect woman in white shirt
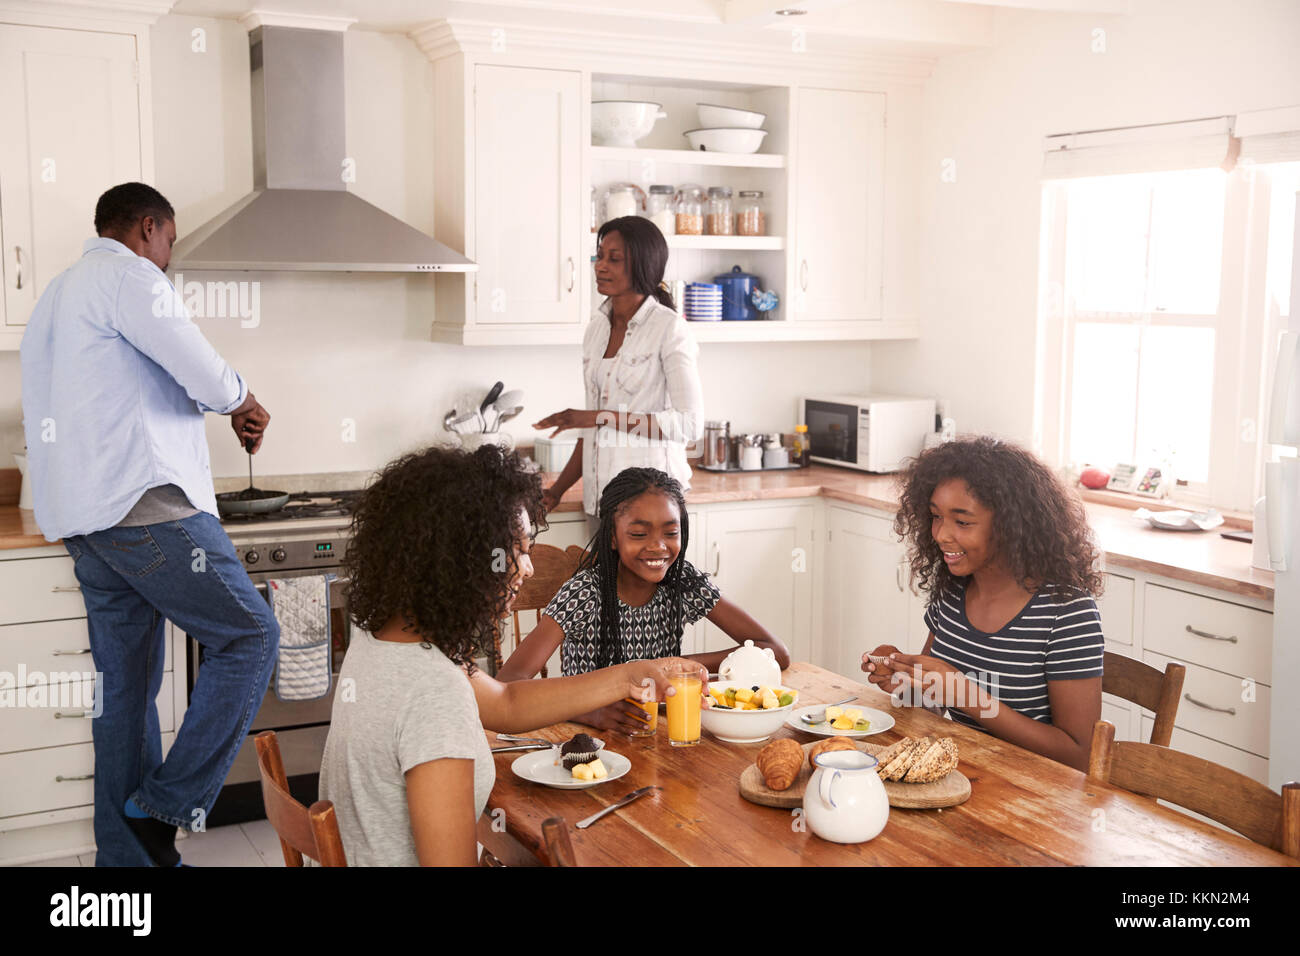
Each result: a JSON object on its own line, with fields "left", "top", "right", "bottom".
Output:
{"left": 534, "top": 216, "right": 704, "bottom": 534}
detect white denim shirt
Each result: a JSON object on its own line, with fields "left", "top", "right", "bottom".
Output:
{"left": 581, "top": 295, "right": 704, "bottom": 517}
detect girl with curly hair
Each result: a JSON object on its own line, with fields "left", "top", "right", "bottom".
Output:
{"left": 497, "top": 467, "right": 789, "bottom": 733}
{"left": 319, "top": 445, "right": 704, "bottom": 866}
{"left": 861, "top": 436, "right": 1104, "bottom": 771}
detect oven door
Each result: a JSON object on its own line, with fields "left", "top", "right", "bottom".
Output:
{"left": 802, "top": 398, "right": 862, "bottom": 467}
{"left": 185, "top": 568, "right": 351, "bottom": 784}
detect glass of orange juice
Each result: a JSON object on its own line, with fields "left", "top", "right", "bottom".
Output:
{"left": 666, "top": 662, "right": 702, "bottom": 747}
{"left": 625, "top": 696, "right": 658, "bottom": 736}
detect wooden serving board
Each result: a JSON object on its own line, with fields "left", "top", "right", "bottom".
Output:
{"left": 739, "top": 740, "right": 971, "bottom": 810}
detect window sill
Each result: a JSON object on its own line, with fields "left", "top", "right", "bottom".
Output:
{"left": 1074, "top": 485, "right": 1253, "bottom": 531}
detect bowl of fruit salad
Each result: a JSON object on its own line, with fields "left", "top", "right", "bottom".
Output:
{"left": 698, "top": 680, "right": 799, "bottom": 744}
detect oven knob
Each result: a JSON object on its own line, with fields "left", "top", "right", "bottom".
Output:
{"left": 271, "top": 548, "right": 287, "bottom": 563}
{"left": 245, "top": 550, "right": 260, "bottom": 565}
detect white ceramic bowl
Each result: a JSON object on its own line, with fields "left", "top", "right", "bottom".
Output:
{"left": 698, "top": 680, "right": 798, "bottom": 744}
{"left": 696, "top": 103, "right": 766, "bottom": 129}
{"left": 591, "top": 101, "right": 667, "bottom": 147}
{"left": 683, "top": 127, "right": 768, "bottom": 154}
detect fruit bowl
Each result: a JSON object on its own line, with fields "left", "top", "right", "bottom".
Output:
{"left": 698, "top": 680, "right": 798, "bottom": 744}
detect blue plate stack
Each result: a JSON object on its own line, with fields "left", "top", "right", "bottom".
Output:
{"left": 683, "top": 282, "right": 723, "bottom": 321}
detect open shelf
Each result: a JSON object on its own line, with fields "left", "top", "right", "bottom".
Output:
{"left": 587, "top": 232, "right": 784, "bottom": 252}
{"left": 590, "top": 146, "right": 785, "bottom": 169}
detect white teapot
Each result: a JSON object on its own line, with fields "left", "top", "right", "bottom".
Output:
{"left": 718, "top": 639, "right": 782, "bottom": 689}
{"left": 803, "top": 750, "right": 890, "bottom": 844}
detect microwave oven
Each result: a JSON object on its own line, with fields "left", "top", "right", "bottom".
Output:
{"left": 799, "top": 395, "right": 936, "bottom": 473}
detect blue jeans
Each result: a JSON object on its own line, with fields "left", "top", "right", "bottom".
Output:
{"left": 62, "top": 512, "right": 279, "bottom": 866}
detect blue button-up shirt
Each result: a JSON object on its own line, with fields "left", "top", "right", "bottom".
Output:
{"left": 20, "top": 237, "right": 246, "bottom": 541}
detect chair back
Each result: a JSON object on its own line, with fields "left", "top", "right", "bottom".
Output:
{"left": 478, "top": 815, "right": 578, "bottom": 866}
{"left": 1102, "top": 651, "right": 1185, "bottom": 746}
{"left": 1088, "top": 720, "right": 1300, "bottom": 857}
{"left": 255, "top": 730, "right": 348, "bottom": 867}
{"left": 493, "top": 543, "right": 580, "bottom": 675}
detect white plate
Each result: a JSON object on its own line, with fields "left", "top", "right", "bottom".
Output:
{"left": 510, "top": 748, "right": 631, "bottom": 790}
{"left": 786, "top": 705, "right": 895, "bottom": 738}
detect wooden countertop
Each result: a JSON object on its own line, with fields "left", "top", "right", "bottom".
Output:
{"left": 1, "top": 464, "right": 1274, "bottom": 600}
{"left": 481, "top": 663, "right": 1296, "bottom": 867}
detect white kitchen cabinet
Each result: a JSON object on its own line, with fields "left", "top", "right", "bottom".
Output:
{"left": 695, "top": 501, "right": 813, "bottom": 664}
{"left": 790, "top": 87, "right": 886, "bottom": 323}
{"left": 431, "top": 61, "right": 583, "bottom": 345}
{"left": 0, "top": 23, "right": 143, "bottom": 346}
{"left": 823, "top": 506, "right": 924, "bottom": 682}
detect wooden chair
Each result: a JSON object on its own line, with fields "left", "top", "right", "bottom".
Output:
{"left": 478, "top": 814, "right": 577, "bottom": 867}
{"left": 254, "top": 731, "right": 348, "bottom": 867}
{"left": 1088, "top": 720, "right": 1300, "bottom": 858}
{"left": 565, "top": 544, "right": 590, "bottom": 565}
{"left": 494, "top": 543, "right": 580, "bottom": 676}
{"left": 1102, "top": 652, "right": 1186, "bottom": 746}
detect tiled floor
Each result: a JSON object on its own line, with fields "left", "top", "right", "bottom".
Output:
{"left": 16, "top": 820, "right": 286, "bottom": 867}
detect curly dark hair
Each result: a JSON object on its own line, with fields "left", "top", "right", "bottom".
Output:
{"left": 579, "top": 467, "right": 690, "bottom": 669}
{"left": 343, "top": 444, "right": 546, "bottom": 669}
{"left": 894, "top": 436, "right": 1103, "bottom": 600}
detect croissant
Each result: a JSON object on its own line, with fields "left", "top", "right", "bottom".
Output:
{"left": 756, "top": 738, "right": 804, "bottom": 791}
{"left": 809, "top": 735, "right": 859, "bottom": 768}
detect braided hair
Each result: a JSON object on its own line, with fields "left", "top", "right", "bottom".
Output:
{"left": 579, "top": 468, "right": 690, "bottom": 668}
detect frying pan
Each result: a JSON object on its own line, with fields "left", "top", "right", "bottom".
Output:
{"left": 216, "top": 438, "right": 289, "bottom": 516}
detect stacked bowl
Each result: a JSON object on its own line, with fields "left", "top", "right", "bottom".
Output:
{"left": 683, "top": 103, "right": 768, "bottom": 154}
{"left": 683, "top": 282, "right": 723, "bottom": 321}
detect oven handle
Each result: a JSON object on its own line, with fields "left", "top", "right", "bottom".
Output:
{"left": 252, "top": 575, "right": 350, "bottom": 595}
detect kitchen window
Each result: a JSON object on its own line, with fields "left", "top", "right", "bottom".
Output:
{"left": 1036, "top": 115, "right": 1300, "bottom": 511}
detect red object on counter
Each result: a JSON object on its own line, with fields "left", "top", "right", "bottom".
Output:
{"left": 1080, "top": 467, "right": 1110, "bottom": 490}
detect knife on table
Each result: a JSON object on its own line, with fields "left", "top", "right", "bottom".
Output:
{"left": 575, "top": 785, "right": 660, "bottom": 829}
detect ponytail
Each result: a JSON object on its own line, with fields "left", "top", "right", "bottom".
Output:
{"left": 654, "top": 282, "right": 675, "bottom": 311}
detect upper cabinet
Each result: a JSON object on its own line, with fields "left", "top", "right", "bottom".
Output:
{"left": 791, "top": 88, "right": 885, "bottom": 324}
{"left": 414, "top": 23, "right": 925, "bottom": 346}
{"left": 0, "top": 22, "right": 144, "bottom": 347}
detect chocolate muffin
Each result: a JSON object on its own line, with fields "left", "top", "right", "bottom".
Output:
{"left": 560, "top": 733, "right": 601, "bottom": 770}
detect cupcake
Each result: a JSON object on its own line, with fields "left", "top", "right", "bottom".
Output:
{"left": 560, "top": 733, "right": 601, "bottom": 770}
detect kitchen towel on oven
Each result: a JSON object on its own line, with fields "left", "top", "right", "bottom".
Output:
{"left": 267, "top": 574, "right": 335, "bottom": 701}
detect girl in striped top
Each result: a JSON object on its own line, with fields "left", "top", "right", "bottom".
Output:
{"left": 863, "top": 436, "right": 1104, "bottom": 771}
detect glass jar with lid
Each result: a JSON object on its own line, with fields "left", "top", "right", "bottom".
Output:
{"left": 706, "top": 186, "right": 734, "bottom": 236}
{"left": 646, "top": 184, "right": 676, "bottom": 236}
{"left": 736, "top": 190, "right": 766, "bottom": 237}
{"left": 674, "top": 184, "right": 705, "bottom": 236}
{"left": 599, "top": 182, "right": 645, "bottom": 224}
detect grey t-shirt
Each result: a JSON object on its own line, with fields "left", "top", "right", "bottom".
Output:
{"left": 318, "top": 631, "right": 495, "bottom": 866}
{"left": 116, "top": 484, "right": 199, "bottom": 526}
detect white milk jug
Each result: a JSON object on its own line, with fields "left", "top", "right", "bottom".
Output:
{"left": 803, "top": 749, "right": 890, "bottom": 844}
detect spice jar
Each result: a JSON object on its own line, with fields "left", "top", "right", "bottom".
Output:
{"left": 736, "top": 190, "right": 766, "bottom": 237}
{"left": 706, "top": 186, "right": 734, "bottom": 236}
{"left": 674, "top": 184, "right": 705, "bottom": 236}
{"left": 646, "top": 184, "right": 676, "bottom": 236}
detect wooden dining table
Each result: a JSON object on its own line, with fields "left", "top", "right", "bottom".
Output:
{"left": 479, "top": 662, "right": 1296, "bottom": 866}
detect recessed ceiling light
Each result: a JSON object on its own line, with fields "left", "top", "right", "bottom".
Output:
{"left": 775, "top": 8, "right": 808, "bottom": 15}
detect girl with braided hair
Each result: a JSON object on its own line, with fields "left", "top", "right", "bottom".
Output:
{"left": 497, "top": 467, "right": 790, "bottom": 734}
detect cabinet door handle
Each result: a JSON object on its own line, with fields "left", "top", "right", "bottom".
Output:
{"left": 52, "top": 648, "right": 92, "bottom": 656}
{"left": 14, "top": 246, "right": 23, "bottom": 290}
{"left": 566, "top": 257, "right": 575, "bottom": 293}
{"left": 710, "top": 542, "right": 721, "bottom": 577}
{"left": 55, "top": 773, "right": 94, "bottom": 782}
{"left": 51, "top": 585, "right": 82, "bottom": 593}
{"left": 54, "top": 711, "right": 92, "bottom": 719}
{"left": 895, "top": 559, "right": 904, "bottom": 592}
{"left": 1184, "top": 693, "right": 1235, "bottom": 716}
{"left": 1185, "top": 624, "right": 1237, "bottom": 643}
{"left": 799, "top": 259, "right": 808, "bottom": 292}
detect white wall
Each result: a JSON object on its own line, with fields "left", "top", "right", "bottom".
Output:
{"left": 0, "top": 13, "right": 872, "bottom": 478}
{"left": 869, "top": 0, "right": 1300, "bottom": 448}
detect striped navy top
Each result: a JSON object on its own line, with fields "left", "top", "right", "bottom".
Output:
{"left": 923, "top": 581, "right": 1104, "bottom": 730}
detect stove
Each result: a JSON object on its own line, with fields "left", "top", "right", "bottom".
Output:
{"left": 220, "top": 489, "right": 363, "bottom": 523}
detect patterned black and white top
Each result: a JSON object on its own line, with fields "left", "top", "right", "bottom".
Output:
{"left": 923, "top": 580, "right": 1104, "bottom": 730}
{"left": 545, "top": 559, "right": 721, "bottom": 676}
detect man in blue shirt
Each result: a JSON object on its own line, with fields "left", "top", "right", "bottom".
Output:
{"left": 21, "top": 182, "right": 279, "bottom": 866}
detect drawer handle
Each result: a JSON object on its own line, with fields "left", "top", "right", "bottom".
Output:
{"left": 55, "top": 773, "right": 94, "bottom": 782}
{"left": 51, "top": 585, "right": 82, "bottom": 593}
{"left": 1185, "top": 624, "right": 1236, "bottom": 643}
{"left": 52, "top": 649, "right": 92, "bottom": 656}
{"left": 1184, "top": 693, "right": 1236, "bottom": 716}
{"left": 53, "top": 711, "right": 92, "bottom": 719}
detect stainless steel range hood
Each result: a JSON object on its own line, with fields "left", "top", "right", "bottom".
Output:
{"left": 170, "top": 25, "right": 474, "bottom": 274}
